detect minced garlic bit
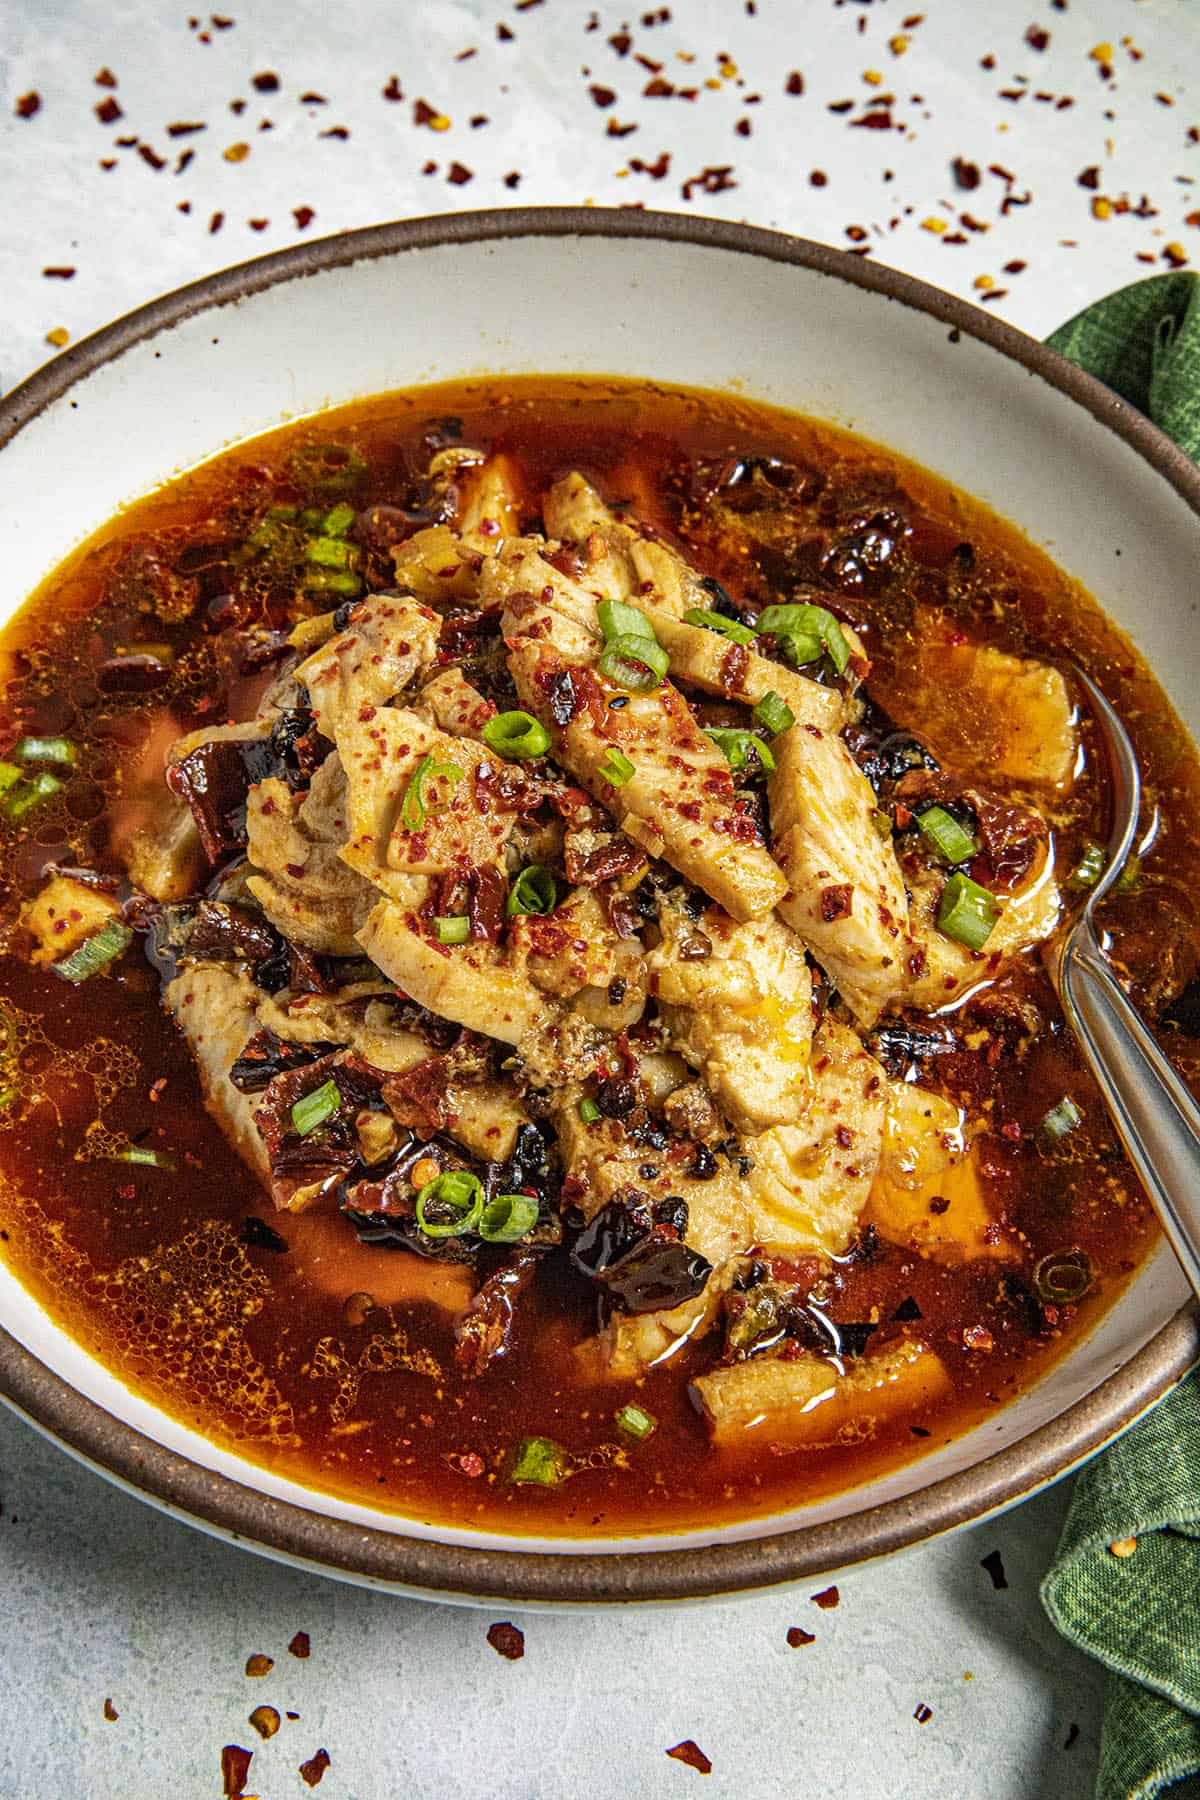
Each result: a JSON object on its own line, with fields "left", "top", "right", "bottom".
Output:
{"left": 922, "top": 217, "right": 947, "bottom": 235}
{"left": 224, "top": 142, "right": 250, "bottom": 162}
{"left": 45, "top": 326, "right": 70, "bottom": 348}
{"left": 1109, "top": 1536, "right": 1138, "bottom": 1558}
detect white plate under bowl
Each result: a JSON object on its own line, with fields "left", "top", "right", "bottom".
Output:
{"left": 0, "top": 209, "right": 1196, "bottom": 1606}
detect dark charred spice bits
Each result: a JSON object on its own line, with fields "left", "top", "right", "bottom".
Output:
{"left": 786, "top": 1626, "right": 815, "bottom": 1647}
{"left": 300, "top": 1748, "right": 332, "bottom": 1787}
{"left": 221, "top": 1745, "right": 254, "bottom": 1799}
{"left": 980, "top": 1548, "right": 1009, "bottom": 1589}
{"left": 486, "top": 1621, "right": 526, "bottom": 1660}
{"left": 913, "top": 1703, "right": 934, "bottom": 1725}
{"left": 288, "top": 1630, "right": 312, "bottom": 1659}
{"left": 811, "top": 1585, "right": 840, "bottom": 1609}
{"left": 15, "top": 92, "right": 41, "bottom": 118}
{"left": 103, "top": 1698, "right": 119, "bottom": 1721}
{"left": 666, "top": 1741, "right": 713, "bottom": 1775}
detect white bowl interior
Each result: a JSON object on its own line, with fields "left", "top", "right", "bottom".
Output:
{"left": 0, "top": 227, "right": 1193, "bottom": 1553}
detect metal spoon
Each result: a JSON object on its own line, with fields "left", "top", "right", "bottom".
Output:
{"left": 1051, "top": 665, "right": 1200, "bottom": 1297}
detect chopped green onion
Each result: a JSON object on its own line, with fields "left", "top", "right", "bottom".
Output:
{"left": 14, "top": 736, "right": 76, "bottom": 766}
{"left": 753, "top": 691, "right": 795, "bottom": 736}
{"left": 598, "top": 634, "right": 670, "bottom": 691}
{"left": 302, "top": 567, "right": 362, "bottom": 596}
{"left": 917, "top": 804, "right": 980, "bottom": 866}
{"left": 1115, "top": 854, "right": 1142, "bottom": 894}
{"left": 597, "top": 599, "right": 658, "bottom": 643}
{"left": 434, "top": 915, "right": 470, "bottom": 945}
{"left": 598, "top": 748, "right": 635, "bottom": 788}
{"left": 478, "top": 1192, "right": 540, "bottom": 1243}
{"left": 266, "top": 504, "right": 298, "bottom": 522}
{"left": 3, "top": 771, "right": 63, "bottom": 822}
{"left": 416, "top": 1169, "right": 484, "bottom": 1239}
{"left": 1067, "top": 842, "right": 1106, "bottom": 891}
{"left": 287, "top": 441, "right": 368, "bottom": 497}
{"left": 0, "top": 764, "right": 21, "bottom": 796}
{"left": 0, "top": 1087, "right": 16, "bottom": 1111}
{"left": 111, "top": 1145, "right": 176, "bottom": 1170}
{"left": 1032, "top": 1248, "right": 1092, "bottom": 1304}
{"left": 682, "top": 607, "right": 759, "bottom": 646}
{"left": 578, "top": 1097, "right": 602, "bottom": 1124}
{"left": 305, "top": 535, "right": 357, "bottom": 569}
{"left": 52, "top": 918, "right": 132, "bottom": 985}
{"left": 936, "top": 872, "right": 1000, "bottom": 951}
{"left": 321, "top": 501, "right": 357, "bottom": 537}
{"left": 291, "top": 1078, "right": 341, "bottom": 1138}
{"left": 757, "top": 603, "right": 852, "bottom": 675}
{"left": 482, "top": 710, "right": 552, "bottom": 760}
{"left": 298, "top": 506, "right": 325, "bottom": 529}
{"left": 506, "top": 865, "right": 558, "bottom": 918}
{"left": 510, "top": 1435, "right": 567, "bottom": 1486}
{"left": 399, "top": 753, "right": 463, "bottom": 833}
{"left": 870, "top": 809, "right": 893, "bottom": 838}
{"left": 615, "top": 1402, "right": 657, "bottom": 1441}
{"left": 705, "top": 728, "right": 775, "bottom": 775}
{"left": 1039, "top": 1096, "right": 1084, "bottom": 1144}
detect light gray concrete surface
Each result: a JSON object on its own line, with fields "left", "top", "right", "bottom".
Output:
{"left": 2, "top": 1, "right": 1195, "bottom": 1793}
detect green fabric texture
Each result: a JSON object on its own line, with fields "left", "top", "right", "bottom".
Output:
{"left": 1040, "top": 271, "right": 1200, "bottom": 1800}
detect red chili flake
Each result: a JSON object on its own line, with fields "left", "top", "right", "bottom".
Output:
{"left": 810, "top": 168, "right": 827, "bottom": 186}
{"left": 422, "top": 159, "right": 438, "bottom": 175}
{"left": 852, "top": 108, "right": 894, "bottom": 130}
{"left": 786, "top": 70, "right": 804, "bottom": 95}
{"left": 211, "top": 13, "right": 235, "bottom": 26}
{"left": 95, "top": 67, "right": 118, "bottom": 87}
{"left": 820, "top": 883, "right": 853, "bottom": 923}
{"left": 252, "top": 70, "right": 279, "bottom": 91}
{"left": 590, "top": 83, "right": 617, "bottom": 107}
{"left": 497, "top": 21, "right": 514, "bottom": 39}
{"left": 609, "top": 30, "right": 632, "bottom": 54}
{"left": 666, "top": 1741, "right": 712, "bottom": 1775}
{"left": 382, "top": 75, "right": 404, "bottom": 101}
{"left": 249, "top": 218, "right": 269, "bottom": 231}
{"left": 413, "top": 98, "right": 446, "bottom": 127}
{"left": 299, "top": 1749, "right": 331, "bottom": 1788}
{"left": 979, "top": 289, "right": 1008, "bottom": 303}
{"left": 454, "top": 1450, "right": 485, "bottom": 1477}
{"left": 963, "top": 1324, "right": 994, "bottom": 1350}
{"left": 42, "top": 266, "right": 76, "bottom": 279}
{"left": 1003, "top": 258, "right": 1027, "bottom": 273}
{"left": 735, "top": 117, "right": 751, "bottom": 136}
{"left": 504, "top": 170, "right": 521, "bottom": 188}
{"left": 142, "top": 143, "right": 169, "bottom": 169}
{"left": 103, "top": 1698, "right": 119, "bottom": 1720}
{"left": 1025, "top": 25, "right": 1050, "bottom": 51}
{"left": 630, "top": 151, "right": 670, "bottom": 178}
{"left": 470, "top": 113, "right": 489, "bottom": 126}
{"left": 634, "top": 52, "right": 663, "bottom": 72}
{"left": 644, "top": 76, "right": 675, "bottom": 97}
{"left": 222, "top": 1745, "right": 253, "bottom": 1799}
{"left": 288, "top": 1631, "right": 311, "bottom": 1659}
{"left": 293, "top": 205, "right": 315, "bottom": 228}
{"left": 456, "top": 47, "right": 478, "bottom": 61}
{"left": 319, "top": 125, "right": 349, "bottom": 139}
{"left": 100, "top": 157, "right": 117, "bottom": 169}
{"left": 680, "top": 164, "right": 736, "bottom": 200}
{"left": 16, "top": 92, "right": 41, "bottom": 118}
{"left": 786, "top": 1626, "right": 815, "bottom": 1647}
{"left": 913, "top": 1703, "right": 934, "bottom": 1725}
{"left": 811, "top": 1585, "right": 840, "bottom": 1610}
{"left": 168, "top": 120, "right": 207, "bottom": 135}
{"left": 980, "top": 1548, "right": 1008, "bottom": 1589}
{"left": 447, "top": 160, "right": 473, "bottom": 184}
{"left": 952, "top": 156, "right": 981, "bottom": 189}
{"left": 607, "top": 117, "right": 637, "bottom": 136}
{"left": 95, "top": 97, "right": 123, "bottom": 123}
{"left": 845, "top": 225, "right": 868, "bottom": 243}
{"left": 980, "top": 53, "right": 996, "bottom": 70}
{"left": 209, "top": 210, "right": 225, "bottom": 233}
{"left": 827, "top": 98, "right": 854, "bottom": 114}
{"left": 300, "top": 91, "right": 327, "bottom": 104}
{"left": 486, "top": 1621, "right": 525, "bottom": 1660}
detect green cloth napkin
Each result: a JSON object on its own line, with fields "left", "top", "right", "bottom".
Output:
{"left": 1040, "top": 273, "right": 1200, "bottom": 1800}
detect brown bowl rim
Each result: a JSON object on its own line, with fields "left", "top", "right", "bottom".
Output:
{"left": 1, "top": 205, "right": 1197, "bottom": 1604}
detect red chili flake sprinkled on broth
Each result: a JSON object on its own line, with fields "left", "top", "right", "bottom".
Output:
{"left": 666, "top": 1741, "right": 713, "bottom": 1775}
{"left": 486, "top": 1621, "right": 526, "bottom": 1660}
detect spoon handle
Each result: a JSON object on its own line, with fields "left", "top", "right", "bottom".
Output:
{"left": 1061, "top": 928, "right": 1200, "bottom": 1298}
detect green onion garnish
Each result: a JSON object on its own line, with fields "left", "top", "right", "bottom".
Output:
{"left": 399, "top": 753, "right": 463, "bottom": 833}
{"left": 14, "top": 736, "right": 76, "bottom": 766}
{"left": 936, "top": 872, "right": 1000, "bottom": 951}
{"left": 291, "top": 1078, "right": 341, "bottom": 1138}
{"left": 757, "top": 603, "right": 852, "bottom": 675}
{"left": 303, "top": 568, "right": 362, "bottom": 596}
{"left": 1032, "top": 1248, "right": 1092, "bottom": 1304}
{"left": 916, "top": 804, "right": 979, "bottom": 866}
{"left": 111, "top": 1145, "right": 176, "bottom": 1170}
{"left": 3, "top": 771, "right": 63, "bottom": 822}
{"left": 52, "top": 918, "right": 132, "bottom": 986}
{"left": 287, "top": 441, "right": 367, "bottom": 497}
{"left": 478, "top": 1192, "right": 540, "bottom": 1243}
{"left": 506, "top": 865, "right": 558, "bottom": 918}
{"left": 1115, "top": 854, "right": 1142, "bottom": 894}
{"left": 305, "top": 535, "right": 357, "bottom": 569}
{"left": 1067, "top": 842, "right": 1106, "bottom": 891}
{"left": 598, "top": 748, "right": 635, "bottom": 788}
{"left": 597, "top": 599, "right": 657, "bottom": 643}
{"left": 321, "top": 501, "right": 357, "bottom": 537}
{"left": 578, "top": 1097, "right": 601, "bottom": 1124}
{"left": 1039, "top": 1096, "right": 1084, "bottom": 1144}
{"left": 598, "top": 634, "right": 670, "bottom": 691}
{"left": 682, "top": 607, "right": 759, "bottom": 646}
{"left": 0, "top": 764, "right": 20, "bottom": 796}
{"left": 615, "top": 1402, "right": 657, "bottom": 1441}
{"left": 753, "top": 691, "right": 795, "bottom": 736}
{"left": 705, "top": 728, "right": 775, "bottom": 775}
{"left": 416, "top": 1169, "right": 484, "bottom": 1239}
{"left": 870, "top": 809, "right": 893, "bottom": 838}
{"left": 482, "top": 710, "right": 552, "bottom": 760}
{"left": 510, "top": 1435, "right": 567, "bottom": 1486}
{"left": 435, "top": 915, "right": 470, "bottom": 945}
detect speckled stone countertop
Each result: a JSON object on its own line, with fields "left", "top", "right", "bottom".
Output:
{"left": 1, "top": 2, "right": 1195, "bottom": 1795}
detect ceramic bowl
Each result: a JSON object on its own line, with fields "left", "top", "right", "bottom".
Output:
{"left": 0, "top": 208, "right": 1197, "bottom": 1607}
